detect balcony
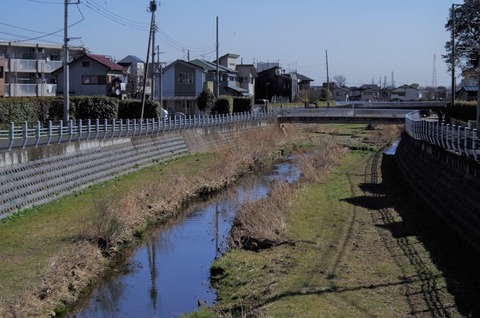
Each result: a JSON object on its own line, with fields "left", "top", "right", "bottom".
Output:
{"left": 4, "top": 83, "right": 57, "bottom": 97}
{"left": 7, "top": 59, "right": 63, "bottom": 73}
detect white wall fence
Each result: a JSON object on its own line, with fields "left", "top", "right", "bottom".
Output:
{"left": 405, "top": 110, "right": 480, "bottom": 162}
{"left": 0, "top": 111, "right": 275, "bottom": 151}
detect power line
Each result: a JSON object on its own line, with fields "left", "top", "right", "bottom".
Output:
{"left": 82, "top": 0, "right": 149, "bottom": 31}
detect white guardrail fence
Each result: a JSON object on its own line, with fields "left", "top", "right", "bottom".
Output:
{"left": 1, "top": 108, "right": 479, "bottom": 163}
{"left": 405, "top": 110, "right": 480, "bottom": 162}
{"left": 0, "top": 111, "right": 275, "bottom": 151}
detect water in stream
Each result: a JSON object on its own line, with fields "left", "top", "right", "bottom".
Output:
{"left": 69, "top": 160, "right": 300, "bottom": 318}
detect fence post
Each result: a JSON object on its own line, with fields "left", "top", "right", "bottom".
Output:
{"left": 95, "top": 119, "right": 100, "bottom": 139}
{"left": 126, "top": 119, "right": 131, "bottom": 136}
{"left": 8, "top": 122, "right": 14, "bottom": 150}
{"left": 118, "top": 118, "right": 123, "bottom": 137}
{"left": 57, "top": 121, "right": 63, "bottom": 144}
{"left": 46, "top": 121, "right": 52, "bottom": 145}
{"left": 35, "top": 121, "right": 41, "bottom": 147}
{"left": 67, "top": 120, "right": 74, "bottom": 143}
{"left": 472, "top": 129, "right": 478, "bottom": 162}
{"left": 133, "top": 119, "right": 137, "bottom": 136}
{"left": 22, "top": 121, "right": 28, "bottom": 148}
{"left": 87, "top": 119, "right": 91, "bottom": 140}
{"left": 111, "top": 119, "right": 115, "bottom": 138}
{"left": 78, "top": 119, "right": 83, "bottom": 142}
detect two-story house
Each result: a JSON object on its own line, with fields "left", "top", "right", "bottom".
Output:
{"left": 217, "top": 53, "right": 254, "bottom": 97}
{"left": 53, "top": 53, "right": 127, "bottom": 98}
{"left": 390, "top": 84, "right": 421, "bottom": 101}
{"left": 456, "top": 67, "right": 478, "bottom": 101}
{"left": 160, "top": 59, "right": 207, "bottom": 115}
{"left": 117, "top": 55, "right": 146, "bottom": 98}
{"left": 256, "top": 66, "right": 313, "bottom": 103}
{"left": 0, "top": 41, "right": 86, "bottom": 97}
{"left": 189, "top": 58, "right": 249, "bottom": 97}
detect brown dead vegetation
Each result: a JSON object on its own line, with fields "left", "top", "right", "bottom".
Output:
{"left": 229, "top": 133, "right": 347, "bottom": 251}
{"left": 1, "top": 124, "right": 296, "bottom": 317}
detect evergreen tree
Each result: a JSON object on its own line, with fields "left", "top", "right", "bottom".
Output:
{"left": 443, "top": 0, "right": 480, "bottom": 71}
{"left": 197, "top": 87, "right": 215, "bottom": 114}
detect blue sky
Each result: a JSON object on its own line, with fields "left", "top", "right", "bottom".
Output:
{"left": 3, "top": 0, "right": 455, "bottom": 87}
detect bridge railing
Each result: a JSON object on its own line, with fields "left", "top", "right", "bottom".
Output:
{"left": 0, "top": 111, "right": 276, "bottom": 150}
{"left": 405, "top": 110, "right": 479, "bottom": 162}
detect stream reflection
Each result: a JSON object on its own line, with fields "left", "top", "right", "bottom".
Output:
{"left": 69, "top": 160, "right": 299, "bottom": 318}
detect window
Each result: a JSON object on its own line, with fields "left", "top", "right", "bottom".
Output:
{"left": 82, "top": 75, "right": 106, "bottom": 85}
{"left": 82, "top": 61, "right": 90, "bottom": 67}
{"left": 178, "top": 73, "right": 193, "bottom": 84}
{"left": 0, "top": 66, "right": 3, "bottom": 79}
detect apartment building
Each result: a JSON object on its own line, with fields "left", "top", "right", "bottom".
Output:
{"left": 0, "top": 42, "right": 86, "bottom": 97}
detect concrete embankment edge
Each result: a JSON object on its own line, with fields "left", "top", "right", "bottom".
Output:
{"left": 0, "top": 120, "right": 272, "bottom": 219}
{"left": 396, "top": 132, "right": 480, "bottom": 252}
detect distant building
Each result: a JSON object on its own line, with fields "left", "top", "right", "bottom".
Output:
{"left": 457, "top": 67, "right": 478, "bottom": 101}
{"left": 256, "top": 66, "right": 313, "bottom": 102}
{"left": 390, "top": 84, "right": 421, "bottom": 101}
{"left": 53, "top": 53, "right": 127, "bottom": 98}
{"left": 118, "top": 55, "right": 146, "bottom": 98}
{"left": 160, "top": 59, "right": 207, "bottom": 115}
{"left": 0, "top": 41, "right": 86, "bottom": 97}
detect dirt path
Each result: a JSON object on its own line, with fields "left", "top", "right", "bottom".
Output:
{"left": 334, "top": 150, "right": 480, "bottom": 317}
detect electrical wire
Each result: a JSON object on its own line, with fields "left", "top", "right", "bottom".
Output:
{"left": 82, "top": 0, "right": 149, "bottom": 31}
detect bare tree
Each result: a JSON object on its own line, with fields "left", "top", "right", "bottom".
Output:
{"left": 333, "top": 75, "right": 347, "bottom": 87}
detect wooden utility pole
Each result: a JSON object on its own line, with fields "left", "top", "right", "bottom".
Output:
{"left": 326, "top": 49, "right": 330, "bottom": 107}
{"left": 63, "top": 0, "right": 70, "bottom": 123}
{"left": 216, "top": 17, "right": 220, "bottom": 99}
{"left": 141, "top": 0, "right": 157, "bottom": 119}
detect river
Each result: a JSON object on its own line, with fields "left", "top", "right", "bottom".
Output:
{"left": 68, "top": 160, "right": 300, "bottom": 318}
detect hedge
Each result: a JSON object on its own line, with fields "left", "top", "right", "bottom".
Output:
{"left": 0, "top": 97, "right": 162, "bottom": 123}
{"left": 233, "top": 97, "right": 252, "bottom": 113}
{"left": 445, "top": 101, "right": 477, "bottom": 122}
{"left": 212, "top": 96, "right": 233, "bottom": 114}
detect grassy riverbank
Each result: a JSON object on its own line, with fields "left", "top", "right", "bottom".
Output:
{"left": 191, "top": 125, "right": 480, "bottom": 317}
{"left": 0, "top": 152, "right": 220, "bottom": 316}
{"left": 0, "top": 124, "right": 296, "bottom": 317}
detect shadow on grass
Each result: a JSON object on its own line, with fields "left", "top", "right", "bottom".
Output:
{"left": 340, "top": 153, "right": 480, "bottom": 316}
{"left": 259, "top": 152, "right": 480, "bottom": 317}
{"left": 379, "top": 154, "right": 480, "bottom": 317}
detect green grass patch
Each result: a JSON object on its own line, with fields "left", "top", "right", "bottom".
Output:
{"left": 201, "top": 146, "right": 456, "bottom": 317}
{"left": 0, "top": 153, "right": 215, "bottom": 301}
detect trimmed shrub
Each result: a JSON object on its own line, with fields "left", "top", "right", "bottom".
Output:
{"left": 0, "top": 97, "right": 37, "bottom": 123}
{"left": 72, "top": 96, "right": 119, "bottom": 120}
{"left": 118, "top": 99, "right": 161, "bottom": 119}
{"left": 233, "top": 97, "right": 252, "bottom": 113}
{"left": 212, "top": 96, "right": 233, "bottom": 114}
{"left": 445, "top": 101, "right": 476, "bottom": 122}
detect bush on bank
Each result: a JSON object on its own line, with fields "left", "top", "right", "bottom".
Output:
{"left": 445, "top": 101, "right": 477, "bottom": 122}
{"left": 0, "top": 96, "right": 161, "bottom": 124}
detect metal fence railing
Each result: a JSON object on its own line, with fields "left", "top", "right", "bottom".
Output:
{"left": 0, "top": 111, "right": 276, "bottom": 150}
{"left": 405, "top": 110, "right": 479, "bottom": 162}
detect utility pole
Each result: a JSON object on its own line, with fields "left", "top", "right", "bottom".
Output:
{"left": 141, "top": 0, "right": 157, "bottom": 119}
{"left": 151, "top": 12, "right": 156, "bottom": 101}
{"left": 63, "top": 0, "right": 70, "bottom": 123}
{"left": 451, "top": 4, "right": 457, "bottom": 108}
{"left": 325, "top": 49, "right": 330, "bottom": 107}
{"left": 216, "top": 16, "right": 219, "bottom": 99}
{"left": 477, "top": 28, "right": 480, "bottom": 130}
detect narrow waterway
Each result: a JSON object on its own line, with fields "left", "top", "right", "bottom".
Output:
{"left": 68, "top": 160, "right": 300, "bottom": 318}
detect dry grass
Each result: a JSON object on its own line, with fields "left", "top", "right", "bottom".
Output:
{"left": 229, "top": 132, "right": 347, "bottom": 251}
{"left": 0, "top": 124, "right": 295, "bottom": 317}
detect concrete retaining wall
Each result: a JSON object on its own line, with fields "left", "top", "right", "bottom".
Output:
{"left": 396, "top": 132, "right": 480, "bottom": 252}
{"left": 0, "top": 119, "right": 273, "bottom": 219}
